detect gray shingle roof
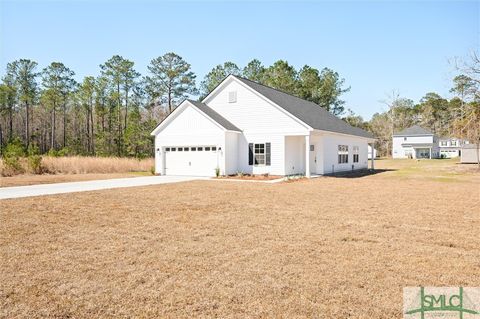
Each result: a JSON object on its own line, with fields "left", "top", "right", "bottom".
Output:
{"left": 234, "top": 76, "right": 374, "bottom": 139}
{"left": 187, "top": 99, "right": 241, "bottom": 132}
{"left": 394, "top": 125, "right": 433, "bottom": 136}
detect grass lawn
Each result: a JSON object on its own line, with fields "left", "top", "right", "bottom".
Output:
{"left": 1, "top": 159, "right": 479, "bottom": 318}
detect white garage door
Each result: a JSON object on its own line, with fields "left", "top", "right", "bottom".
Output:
{"left": 165, "top": 146, "right": 219, "bottom": 177}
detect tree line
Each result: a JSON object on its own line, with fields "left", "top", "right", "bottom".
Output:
{"left": 0, "top": 54, "right": 350, "bottom": 158}
{"left": 1, "top": 52, "right": 478, "bottom": 159}
{"left": 342, "top": 53, "right": 480, "bottom": 157}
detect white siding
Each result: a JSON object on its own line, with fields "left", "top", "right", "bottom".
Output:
{"left": 206, "top": 79, "right": 308, "bottom": 134}
{"left": 236, "top": 133, "right": 286, "bottom": 175}
{"left": 155, "top": 105, "right": 226, "bottom": 175}
{"left": 392, "top": 135, "right": 436, "bottom": 158}
{"left": 205, "top": 78, "right": 310, "bottom": 176}
{"left": 321, "top": 134, "right": 369, "bottom": 174}
{"left": 284, "top": 136, "right": 305, "bottom": 175}
{"left": 461, "top": 148, "right": 479, "bottom": 163}
{"left": 224, "top": 132, "right": 238, "bottom": 175}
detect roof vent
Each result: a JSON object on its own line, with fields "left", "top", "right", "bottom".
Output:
{"left": 228, "top": 91, "right": 237, "bottom": 103}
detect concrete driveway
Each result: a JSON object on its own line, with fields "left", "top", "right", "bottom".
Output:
{"left": 0, "top": 175, "right": 205, "bottom": 200}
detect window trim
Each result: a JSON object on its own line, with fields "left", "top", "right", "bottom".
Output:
{"left": 338, "top": 145, "right": 349, "bottom": 164}
{"left": 249, "top": 142, "right": 271, "bottom": 166}
{"left": 254, "top": 143, "right": 266, "bottom": 165}
{"left": 353, "top": 146, "right": 359, "bottom": 163}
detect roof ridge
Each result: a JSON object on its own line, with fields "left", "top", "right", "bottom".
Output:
{"left": 233, "top": 75, "right": 322, "bottom": 108}
{"left": 232, "top": 75, "right": 373, "bottom": 139}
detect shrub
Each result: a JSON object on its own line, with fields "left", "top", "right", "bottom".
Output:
{"left": 150, "top": 165, "right": 156, "bottom": 175}
{"left": 26, "top": 143, "right": 44, "bottom": 174}
{"left": 1, "top": 138, "right": 26, "bottom": 176}
{"left": 28, "top": 155, "right": 44, "bottom": 174}
{"left": 215, "top": 167, "right": 220, "bottom": 177}
{"left": 47, "top": 149, "right": 60, "bottom": 157}
{"left": 57, "top": 147, "right": 72, "bottom": 157}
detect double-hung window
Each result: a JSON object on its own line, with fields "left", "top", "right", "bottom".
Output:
{"left": 353, "top": 146, "right": 359, "bottom": 163}
{"left": 254, "top": 143, "right": 265, "bottom": 165}
{"left": 338, "top": 145, "right": 348, "bottom": 164}
{"left": 249, "top": 143, "right": 271, "bottom": 166}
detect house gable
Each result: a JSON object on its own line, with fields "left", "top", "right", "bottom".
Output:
{"left": 152, "top": 101, "right": 226, "bottom": 137}
{"left": 203, "top": 76, "right": 310, "bottom": 134}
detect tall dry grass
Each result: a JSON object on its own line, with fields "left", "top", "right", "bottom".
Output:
{"left": 1, "top": 156, "right": 154, "bottom": 175}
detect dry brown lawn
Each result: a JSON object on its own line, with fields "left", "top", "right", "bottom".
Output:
{"left": 0, "top": 172, "right": 151, "bottom": 188}
{"left": 1, "top": 159, "right": 479, "bottom": 318}
{"left": 0, "top": 156, "right": 154, "bottom": 177}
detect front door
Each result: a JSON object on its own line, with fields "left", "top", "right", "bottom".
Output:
{"left": 309, "top": 144, "right": 316, "bottom": 174}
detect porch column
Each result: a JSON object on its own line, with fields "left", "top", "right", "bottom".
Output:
{"left": 305, "top": 135, "right": 311, "bottom": 178}
{"left": 429, "top": 147, "right": 432, "bottom": 159}
{"left": 370, "top": 142, "right": 375, "bottom": 170}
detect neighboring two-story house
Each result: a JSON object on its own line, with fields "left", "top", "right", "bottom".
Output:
{"left": 438, "top": 137, "right": 466, "bottom": 158}
{"left": 392, "top": 125, "right": 439, "bottom": 159}
{"left": 151, "top": 75, "right": 376, "bottom": 177}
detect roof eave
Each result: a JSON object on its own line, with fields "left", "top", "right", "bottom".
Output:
{"left": 312, "top": 129, "right": 375, "bottom": 141}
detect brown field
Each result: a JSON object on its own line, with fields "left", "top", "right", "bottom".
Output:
{"left": 1, "top": 159, "right": 479, "bottom": 318}
{"left": 0, "top": 156, "right": 154, "bottom": 186}
{"left": 0, "top": 172, "right": 151, "bottom": 188}
{"left": 0, "top": 156, "right": 154, "bottom": 176}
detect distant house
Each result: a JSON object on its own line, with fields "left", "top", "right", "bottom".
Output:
{"left": 392, "top": 125, "right": 439, "bottom": 159}
{"left": 438, "top": 137, "right": 468, "bottom": 158}
{"left": 461, "top": 144, "right": 479, "bottom": 164}
{"left": 151, "top": 75, "right": 375, "bottom": 177}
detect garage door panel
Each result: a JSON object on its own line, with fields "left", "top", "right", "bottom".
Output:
{"left": 165, "top": 146, "right": 219, "bottom": 177}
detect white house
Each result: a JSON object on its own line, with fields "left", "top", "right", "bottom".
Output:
{"left": 392, "top": 125, "right": 440, "bottom": 159}
{"left": 151, "top": 75, "right": 375, "bottom": 177}
{"left": 438, "top": 137, "right": 468, "bottom": 158}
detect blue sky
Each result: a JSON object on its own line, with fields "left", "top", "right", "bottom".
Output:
{"left": 1, "top": 0, "right": 478, "bottom": 119}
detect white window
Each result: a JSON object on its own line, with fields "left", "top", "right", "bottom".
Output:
{"left": 353, "top": 146, "right": 359, "bottom": 163}
{"left": 254, "top": 143, "right": 265, "bottom": 165}
{"left": 451, "top": 140, "right": 457, "bottom": 146}
{"left": 228, "top": 91, "right": 237, "bottom": 103}
{"left": 338, "top": 145, "right": 348, "bottom": 164}
{"left": 440, "top": 141, "right": 447, "bottom": 146}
